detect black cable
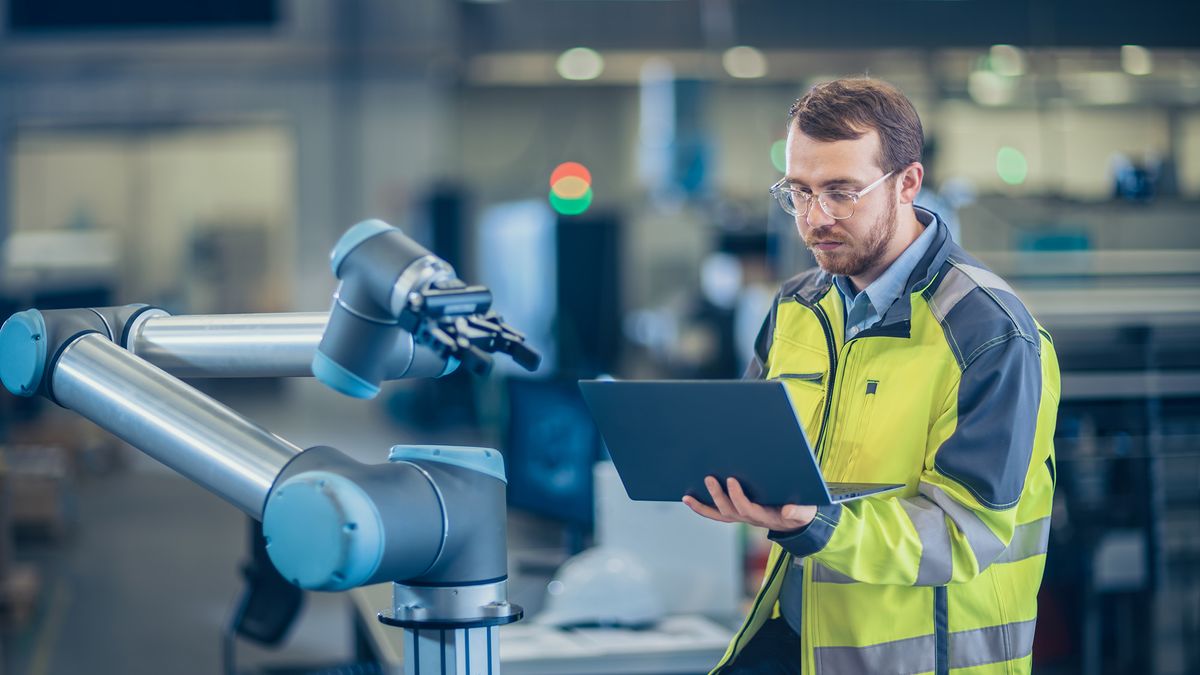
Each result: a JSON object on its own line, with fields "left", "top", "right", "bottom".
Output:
{"left": 222, "top": 589, "right": 249, "bottom": 675}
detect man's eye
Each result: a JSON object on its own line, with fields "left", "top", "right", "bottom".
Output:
{"left": 825, "top": 192, "right": 854, "bottom": 204}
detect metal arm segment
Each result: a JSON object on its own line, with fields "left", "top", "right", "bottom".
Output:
{"left": 130, "top": 311, "right": 453, "bottom": 380}
{"left": 53, "top": 333, "right": 301, "bottom": 518}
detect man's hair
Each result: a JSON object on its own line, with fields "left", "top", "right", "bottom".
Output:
{"left": 788, "top": 78, "right": 923, "bottom": 174}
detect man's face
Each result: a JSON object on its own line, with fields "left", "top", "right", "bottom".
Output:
{"left": 784, "top": 126, "right": 898, "bottom": 279}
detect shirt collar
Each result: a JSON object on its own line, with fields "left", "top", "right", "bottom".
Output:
{"left": 833, "top": 208, "right": 938, "bottom": 319}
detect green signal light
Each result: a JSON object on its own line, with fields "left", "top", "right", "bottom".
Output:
{"left": 996, "top": 146, "right": 1028, "bottom": 186}
{"left": 770, "top": 139, "right": 787, "bottom": 173}
{"left": 549, "top": 187, "right": 593, "bottom": 216}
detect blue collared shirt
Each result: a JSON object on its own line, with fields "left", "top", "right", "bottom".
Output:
{"left": 833, "top": 208, "right": 938, "bottom": 341}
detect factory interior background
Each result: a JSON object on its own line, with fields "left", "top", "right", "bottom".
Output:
{"left": 0, "top": 1, "right": 1198, "bottom": 673}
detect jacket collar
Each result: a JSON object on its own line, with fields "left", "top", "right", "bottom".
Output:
{"left": 790, "top": 206, "right": 955, "bottom": 331}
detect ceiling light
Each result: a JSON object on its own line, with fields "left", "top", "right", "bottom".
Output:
{"left": 722, "top": 46, "right": 768, "bottom": 79}
{"left": 988, "top": 45, "right": 1026, "bottom": 77}
{"left": 556, "top": 47, "right": 604, "bottom": 81}
{"left": 1120, "top": 45, "right": 1153, "bottom": 76}
{"left": 968, "top": 70, "right": 1016, "bottom": 106}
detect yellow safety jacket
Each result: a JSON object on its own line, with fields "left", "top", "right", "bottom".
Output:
{"left": 713, "top": 216, "right": 1060, "bottom": 675}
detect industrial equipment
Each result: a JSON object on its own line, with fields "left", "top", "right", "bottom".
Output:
{"left": 0, "top": 220, "right": 541, "bottom": 675}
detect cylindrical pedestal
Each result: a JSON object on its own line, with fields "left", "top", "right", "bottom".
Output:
{"left": 403, "top": 626, "right": 501, "bottom": 675}
{"left": 380, "top": 579, "right": 522, "bottom": 675}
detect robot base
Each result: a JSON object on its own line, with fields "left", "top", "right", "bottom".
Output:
{"left": 378, "top": 579, "right": 524, "bottom": 675}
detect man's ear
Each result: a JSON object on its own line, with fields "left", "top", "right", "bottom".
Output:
{"left": 897, "top": 162, "right": 924, "bottom": 205}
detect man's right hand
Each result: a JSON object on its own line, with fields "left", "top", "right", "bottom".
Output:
{"left": 683, "top": 476, "right": 817, "bottom": 533}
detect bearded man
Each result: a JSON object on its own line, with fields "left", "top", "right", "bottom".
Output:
{"left": 684, "top": 78, "right": 1060, "bottom": 675}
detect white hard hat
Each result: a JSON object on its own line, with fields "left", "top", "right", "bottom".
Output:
{"left": 535, "top": 547, "right": 665, "bottom": 628}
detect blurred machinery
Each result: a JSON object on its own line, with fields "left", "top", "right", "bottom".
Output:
{"left": 503, "top": 377, "right": 606, "bottom": 553}
{"left": 0, "top": 220, "right": 541, "bottom": 675}
{"left": 977, "top": 213, "right": 1200, "bottom": 675}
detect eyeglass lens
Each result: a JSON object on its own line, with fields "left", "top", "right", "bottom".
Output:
{"left": 775, "top": 190, "right": 855, "bottom": 220}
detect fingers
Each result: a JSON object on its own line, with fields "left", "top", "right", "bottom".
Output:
{"left": 705, "top": 476, "right": 739, "bottom": 520}
{"left": 686, "top": 477, "right": 804, "bottom": 531}
{"left": 725, "top": 478, "right": 775, "bottom": 528}
{"left": 682, "top": 495, "right": 735, "bottom": 523}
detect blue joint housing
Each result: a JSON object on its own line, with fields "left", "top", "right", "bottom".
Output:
{"left": 314, "top": 219, "right": 455, "bottom": 399}
{"left": 261, "top": 444, "right": 509, "bottom": 591}
{"left": 0, "top": 305, "right": 161, "bottom": 403}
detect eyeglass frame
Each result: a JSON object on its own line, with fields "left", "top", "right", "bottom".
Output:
{"left": 769, "top": 170, "right": 895, "bottom": 221}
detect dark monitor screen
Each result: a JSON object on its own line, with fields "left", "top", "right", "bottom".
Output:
{"left": 503, "top": 377, "right": 605, "bottom": 527}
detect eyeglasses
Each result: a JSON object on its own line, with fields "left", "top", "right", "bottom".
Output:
{"left": 769, "top": 171, "right": 894, "bottom": 220}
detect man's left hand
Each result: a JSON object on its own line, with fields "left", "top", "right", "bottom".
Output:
{"left": 682, "top": 476, "right": 817, "bottom": 532}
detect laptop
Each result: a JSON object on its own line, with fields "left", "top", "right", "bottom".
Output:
{"left": 578, "top": 380, "right": 902, "bottom": 508}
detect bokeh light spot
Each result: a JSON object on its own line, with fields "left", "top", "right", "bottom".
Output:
{"left": 996, "top": 146, "right": 1028, "bottom": 185}
{"left": 550, "top": 161, "right": 592, "bottom": 186}
{"left": 550, "top": 187, "right": 593, "bottom": 215}
{"left": 770, "top": 139, "right": 787, "bottom": 173}
{"left": 551, "top": 175, "right": 590, "bottom": 200}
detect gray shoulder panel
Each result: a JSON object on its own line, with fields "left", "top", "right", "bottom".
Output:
{"left": 925, "top": 260, "right": 1038, "bottom": 370}
{"left": 933, "top": 335, "right": 1042, "bottom": 510}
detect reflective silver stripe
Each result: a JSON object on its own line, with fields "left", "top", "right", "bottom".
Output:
{"left": 995, "top": 517, "right": 1051, "bottom": 564}
{"left": 900, "top": 496, "right": 953, "bottom": 586}
{"left": 927, "top": 266, "right": 975, "bottom": 323}
{"left": 811, "top": 561, "right": 856, "bottom": 584}
{"left": 928, "top": 263, "right": 1019, "bottom": 326}
{"left": 950, "top": 618, "right": 1037, "bottom": 669}
{"left": 920, "top": 483, "right": 1006, "bottom": 571}
{"left": 815, "top": 634, "right": 935, "bottom": 674}
{"left": 812, "top": 619, "right": 1037, "bottom": 674}
{"left": 956, "top": 264, "right": 1016, "bottom": 298}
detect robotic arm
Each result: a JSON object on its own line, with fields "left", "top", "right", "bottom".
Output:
{"left": 0, "top": 221, "right": 540, "bottom": 674}
{"left": 316, "top": 219, "right": 539, "bottom": 398}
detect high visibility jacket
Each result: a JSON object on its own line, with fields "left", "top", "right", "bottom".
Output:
{"left": 713, "top": 214, "right": 1060, "bottom": 675}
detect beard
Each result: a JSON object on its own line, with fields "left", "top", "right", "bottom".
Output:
{"left": 804, "top": 195, "right": 897, "bottom": 278}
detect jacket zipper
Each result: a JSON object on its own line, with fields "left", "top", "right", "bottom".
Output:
{"left": 803, "top": 558, "right": 816, "bottom": 674}
{"left": 794, "top": 294, "right": 838, "bottom": 463}
{"left": 792, "top": 292, "right": 847, "bottom": 675}
{"left": 715, "top": 553, "right": 789, "bottom": 673}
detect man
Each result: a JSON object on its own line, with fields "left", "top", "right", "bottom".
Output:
{"left": 683, "top": 78, "right": 1059, "bottom": 675}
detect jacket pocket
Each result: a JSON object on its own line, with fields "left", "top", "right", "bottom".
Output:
{"left": 776, "top": 372, "right": 824, "bottom": 384}
{"left": 838, "top": 379, "right": 879, "bottom": 481}
{"left": 772, "top": 372, "right": 827, "bottom": 448}
{"left": 766, "top": 339, "right": 831, "bottom": 450}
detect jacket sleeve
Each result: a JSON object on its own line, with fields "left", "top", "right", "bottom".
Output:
{"left": 768, "top": 334, "right": 1043, "bottom": 586}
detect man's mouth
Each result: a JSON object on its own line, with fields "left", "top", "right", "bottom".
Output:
{"left": 811, "top": 241, "right": 843, "bottom": 251}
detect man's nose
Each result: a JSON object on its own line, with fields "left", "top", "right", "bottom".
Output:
{"left": 804, "top": 196, "right": 836, "bottom": 229}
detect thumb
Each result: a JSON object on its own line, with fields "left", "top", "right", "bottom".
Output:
{"left": 783, "top": 505, "right": 814, "bottom": 523}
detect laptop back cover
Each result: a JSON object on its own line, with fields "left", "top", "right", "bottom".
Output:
{"left": 578, "top": 380, "right": 834, "bottom": 507}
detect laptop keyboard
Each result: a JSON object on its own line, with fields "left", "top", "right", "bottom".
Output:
{"left": 828, "top": 483, "right": 893, "bottom": 498}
